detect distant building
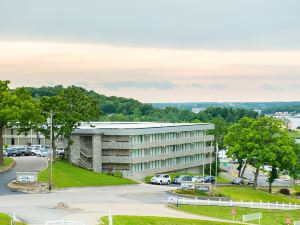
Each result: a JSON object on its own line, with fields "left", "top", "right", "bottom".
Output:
{"left": 274, "top": 112, "right": 291, "bottom": 116}
{"left": 2, "top": 127, "right": 49, "bottom": 146}
{"left": 192, "top": 108, "right": 206, "bottom": 113}
{"left": 70, "top": 122, "right": 214, "bottom": 179}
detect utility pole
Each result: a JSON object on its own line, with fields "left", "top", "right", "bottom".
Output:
{"left": 215, "top": 141, "right": 219, "bottom": 185}
{"left": 48, "top": 111, "right": 53, "bottom": 191}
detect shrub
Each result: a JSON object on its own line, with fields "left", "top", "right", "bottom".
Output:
{"left": 294, "top": 192, "right": 300, "bottom": 196}
{"left": 279, "top": 188, "right": 290, "bottom": 195}
{"left": 113, "top": 171, "right": 123, "bottom": 178}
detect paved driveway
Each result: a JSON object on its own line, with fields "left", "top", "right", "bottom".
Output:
{"left": 0, "top": 156, "right": 48, "bottom": 195}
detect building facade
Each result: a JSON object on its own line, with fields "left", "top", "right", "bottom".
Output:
{"left": 2, "top": 127, "right": 49, "bottom": 146}
{"left": 70, "top": 122, "right": 214, "bottom": 179}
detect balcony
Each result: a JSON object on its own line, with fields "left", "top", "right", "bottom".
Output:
{"left": 132, "top": 158, "right": 214, "bottom": 177}
{"left": 101, "top": 135, "right": 214, "bottom": 149}
{"left": 101, "top": 146, "right": 214, "bottom": 164}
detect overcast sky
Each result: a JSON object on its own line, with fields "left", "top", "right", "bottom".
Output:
{"left": 0, "top": 0, "right": 299, "bottom": 102}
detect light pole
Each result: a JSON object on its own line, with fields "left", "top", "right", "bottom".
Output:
{"left": 47, "top": 111, "right": 53, "bottom": 191}
{"left": 215, "top": 141, "right": 219, "bottom": 185}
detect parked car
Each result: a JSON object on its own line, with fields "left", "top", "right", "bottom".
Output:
{"left": 232, "top": 177, "right": 253, "bottom": 185}
{"left": 204, "top": 176, "right": 215, "bottom": 184}
{"left": 31, "top": 145, "right": 43, "bottom": 155}
{"left": 192, "top": 176, "right": 203, "bottom": 183}
{"left": 17, "top": 147, "right": 32, "bottom": 156}
{"left": 6, "top": 148, "right": 20, "bottom": 157}
{"left": 56, "top": 147, "right": 65, "bottom": 157}
{"left": 181, "top": 175, "right": 193, "bottom": 182}
{"left": 31, "top": 144, "right": 44, "bottom": 149}
{"left": 150, "top": 174, "right": 171, "bottom": 185}
{"left": 44, "top": 145, "right": 51, "bottom": 151}
{"left": 36, "top": 149, "right": 49, "bottom": 157}
{"left": 173, "top": 175, "right": 188, "bottom": 184}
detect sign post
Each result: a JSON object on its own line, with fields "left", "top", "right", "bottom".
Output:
{"left": 231, "top": 208, "right": 236, "bottom": 221}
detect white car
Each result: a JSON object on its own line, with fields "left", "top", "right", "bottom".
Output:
{"left": 150, "top": 174, "right": 171, "bottom": 185}
{"left": 56, "top": 147, "right": 65, "bottom": 156}
{"left": 31, "top": 145, "right": 44, "bottom": 155}
{"left": 36, "top": 149, "right": 49, "bottom": 157}
{"left": 192, "top": 176, "right": 203, "bottom": 183}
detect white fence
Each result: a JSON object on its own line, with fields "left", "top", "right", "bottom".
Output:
{"left": 294, "top": 221, "right": 300, "bottom": 225}
{"left": 168, "top": 197, "right": 300, "bottom": 210}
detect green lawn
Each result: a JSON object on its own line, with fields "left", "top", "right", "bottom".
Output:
{"left": 100, "top": 215, "right": 242, "bottom": 225}
{"left": 0, "top": 157, "right": 14, "bottom": 170}
{"left": 218, "top": 187, "right": 300, "bottom": 204}
{"left": 38, "top": 160, "right": 137, "bottom": 188}
{"left": 173, "top": 205, "right": 300, "bottom": 225}
{"left": 0, "top": 213, "right": 27, "bottom": 225}
{"left": 289, "top": 130, "right": 300, "bottom": 139}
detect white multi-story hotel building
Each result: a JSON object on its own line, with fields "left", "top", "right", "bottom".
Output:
{"left": 70, "top": 122, "right": 214, "bottom": 179}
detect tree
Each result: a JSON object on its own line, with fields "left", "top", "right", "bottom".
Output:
{"left": 224, "top": 117, "right": 256, "bottom": 178}
{"left": 266, "top": 132, "right": 297, "bottom": 193}
{"left": 0, "top": 81, "right": 41, "bottom": 165}
{"left": 57, "top": 86, "right": 100, "bottom": 161}
{"left": 38, "top": 86, "right": 100, "bottom": 161}
{"left": 249, "top": 117, "right": 285, "bottom": 189}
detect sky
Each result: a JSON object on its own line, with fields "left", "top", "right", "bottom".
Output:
{"left": 0, "top": 0, "right": 299, "bottom": 103}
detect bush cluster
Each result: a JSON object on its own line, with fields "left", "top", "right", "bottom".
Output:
{"left": 106, "top": 171, "right": 123, "bottom": 178}
{"left": 279, "top": 188, "right": 290, "bottom": 195}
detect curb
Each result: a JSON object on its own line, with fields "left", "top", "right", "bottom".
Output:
{"left": 168, "top": 190, "right": 231, "bottom": 201}
{"left": 7, "top": 180, "right": 49, "bottom": 194}
{"left": 0, "top": 159, "right": 16, "bottom": 173}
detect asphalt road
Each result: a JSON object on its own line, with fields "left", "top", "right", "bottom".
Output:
{"left": 0, "top": 156, "right": 48, "bottom": 195}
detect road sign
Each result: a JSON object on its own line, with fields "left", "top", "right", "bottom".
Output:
{"left": 231, "top": 208, "right": 236, "bottom": 221}
{"left": 231, "top": 208, "right": 236, "bottom": 216}
{"left": 285, "top": 217, "right": 291, "bottom": 224}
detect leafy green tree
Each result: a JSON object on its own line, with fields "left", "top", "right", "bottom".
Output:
{"left": 266, "top": 133, "right": 297, "bottom": 193}
{"left": 57, "top": 86, "right": 100, "bottom": 161}
{"left": 38, "top": 86, "right": 100, "bottom": 161}
{"left": 224, "top": 117, "right": 256, "bottom": 178}
{"left": 289, "top": 143, "right": 300, "bottom": 181}
{"left": 249, "top": 117, "right": 286, "bottom": 189}
{"left": 0, "top": 81, "right": 41, "bottom": 165}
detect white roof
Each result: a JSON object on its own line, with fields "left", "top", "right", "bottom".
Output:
{"left": 77, "top": 122, "right": 209, "bottom": 129}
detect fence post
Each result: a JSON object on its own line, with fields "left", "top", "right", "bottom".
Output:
{"left": 219, "top": 198, "right": 221, "bottom": 206}
{"left": 282, "top": 202, "right": 285, "bottom": 209}
{"left": 259, "top": 200, "right": 262, "bottom": 208}
{"left": 268, "top": 202, "right": 270, "bottom": 209}
{"left": 230, "top": 199, "right": 233, "bottom": 206}
{"left": 276, "top": 202, "right": 278, "bottom": 209}
{"left": 289, "top": 202, "right": 291, "bottom": 209}
{"left": 251, "top": 201, "right": 253, "bottom": 208}
{"left": 108, "top": 210, "right": 113, "bottom": 225}
{"left": 207, "top": 199, "right": 210, "bottom": 205}
{"left": 240, "top": 200, "right": 243, "bottom": 207}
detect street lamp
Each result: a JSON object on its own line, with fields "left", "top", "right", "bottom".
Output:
{"left": 47, "top": 111, "right": 53, "bottom": 191}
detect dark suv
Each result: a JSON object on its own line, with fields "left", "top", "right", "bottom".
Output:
{"left": 204, "top": 176, "right": 215, "bottom": 184}
{"left": 6, "top": 148, "right": 20, "bottom": 157}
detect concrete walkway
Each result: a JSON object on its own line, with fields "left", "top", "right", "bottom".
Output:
{"left": 59, "top": 203, "right": 252, "bottom": 225}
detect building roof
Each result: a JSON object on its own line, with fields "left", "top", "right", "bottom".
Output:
{"left": 73, "top": 122, "right": 214, "bottom": 135}
{"left": 77, "top": 122, "right": 211, "bottom": 129}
